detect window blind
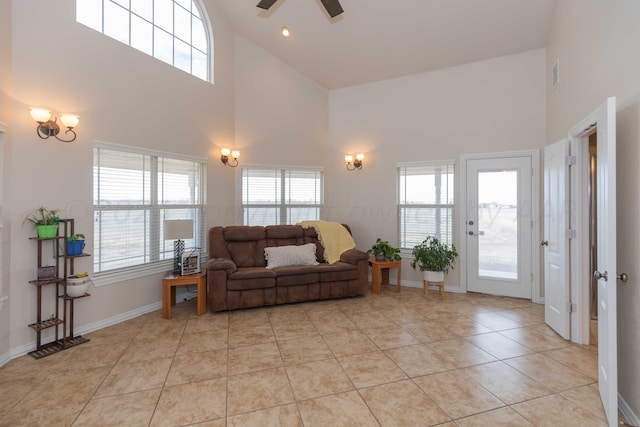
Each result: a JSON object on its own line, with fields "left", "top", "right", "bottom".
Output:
{"left": 93, "top": 145, "right": 205, "bottom": 273}
{"left": 398, "top": 162, "right": 455, "bottom": 249}
{"left": 242, "top": 167, "right": 323, "bottom": 226}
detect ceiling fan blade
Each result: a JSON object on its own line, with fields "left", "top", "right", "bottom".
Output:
{"left": 257, "top": 0, "right": 279, "bottom": 10}
{"left": 320, "top": 0, "right": 344, "bottom": 17}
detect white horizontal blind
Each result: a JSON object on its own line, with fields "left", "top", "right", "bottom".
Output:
{"left": 76, "top": 0, "right": 211, "bottom": 82}
{"left": 242, "top": 167, "right": 323, "bottom": 226}
{"left": 93, "top": 145, "right": 205, "bottom": 273}
{"left": 398, "top": 161, "right": 455, "bottom": 249}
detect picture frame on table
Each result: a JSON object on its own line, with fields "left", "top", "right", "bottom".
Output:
{"left": 181, "top": 251, "right": 200, "bottom": 275}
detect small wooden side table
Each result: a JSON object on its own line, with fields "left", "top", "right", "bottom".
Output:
{"left": 369, "top": 256, "right": 401, "bottom": 294}
{"left": 162, "top": 271, "right": 207, "bottom": 319}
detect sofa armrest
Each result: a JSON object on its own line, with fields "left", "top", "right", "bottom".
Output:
{"left": 206, "top": 258, "right": 236, "bottom": 312}
{"left": 206, "top": 257, "right": 237, "bottom": 275}
{"left": 340, "top": 248, "right": 369, "bottom": 265}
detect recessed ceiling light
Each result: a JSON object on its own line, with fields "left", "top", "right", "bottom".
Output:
{"left": 281, "top": 26, "right": 291, "bottom": 38}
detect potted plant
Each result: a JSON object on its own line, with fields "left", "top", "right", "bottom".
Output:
{"left": 66, "top": 233, "right": 86, "bottom": 256}
{"left": 25, "top": 207, "right": 60, "bottom": 238}
{"left": 410, "top": 236, "right": 458, "bottom": 283}
{"left": 367, "top": 238, "right": 401, "bottom": 261}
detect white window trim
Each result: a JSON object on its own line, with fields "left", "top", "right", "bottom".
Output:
{"left": 93, "top": 140, "right": 207, "bottom": 163}
{"left": 93, "top": 141, "right": 207, "bottom": 286}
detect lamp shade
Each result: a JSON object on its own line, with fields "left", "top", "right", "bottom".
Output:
{"left": 30, "top": 108, "right": 51, "bottom": 123}
{"left": 60, "top": 114, "right": 80, "bottom": 128}
{"left": 164, "top": 219, "right": 193, "bottom": 240}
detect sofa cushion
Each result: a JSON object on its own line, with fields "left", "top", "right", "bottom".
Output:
{"left": 227, "top": 267, "right": 276, "bottom": 290}
{"left": 275, "top": 272, "right": 320, "bottom": 286}
{"left": 318, "top": 262, "right": 359, "bottom": 282}
{"left": 272, "top": 265, "right": 320, "bottom": 286}
{"left": 264, "top": 243, "right": 319, "bottom": 269}
{"left": 228, "top": 241, "right": 267, "bottom": 268}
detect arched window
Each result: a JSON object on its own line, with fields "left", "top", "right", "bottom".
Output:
{"left": 77, "top": 0, "right": 213, "bottom": 82}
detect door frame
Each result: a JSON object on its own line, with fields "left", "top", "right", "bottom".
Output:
{"left": 568, "top": 135, "right": 591, "bottom": 345}
{"left": 459, "top": 149, "right": 541, "bottom": 301}
{"left": 566, "top": 98, "right": 618, "bottom": 426}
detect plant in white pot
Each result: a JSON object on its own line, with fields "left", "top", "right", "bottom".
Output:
{"left": 410, "top": 236, "right": 458, "bottom": 284}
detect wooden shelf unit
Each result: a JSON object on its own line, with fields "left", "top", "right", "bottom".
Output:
{"left": 27, "top": 218, "right": 91, "bottom": 359}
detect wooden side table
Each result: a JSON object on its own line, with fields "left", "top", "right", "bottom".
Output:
{"left": 162, "top": 271, "right": 207, "bottom": 319}
{"left": 368, "top": 256, "right": 401, "bottom": 294}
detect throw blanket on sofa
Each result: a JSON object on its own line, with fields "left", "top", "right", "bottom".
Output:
{"left": 297, "top": 220, "right": 356, "bottom": 264}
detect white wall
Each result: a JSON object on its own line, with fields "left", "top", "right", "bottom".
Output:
{"left": 546, "top": 0, "right": 640, "bottom": 420}
{"left": 0, "top": 0, "right": 13, "bottom": 363}
{"left": 327, "top": 49, "right": 546, "bottom": 290}
{"left": 233, "top": 34, "right": 328, "bottom": 221}
{"left": 6, "top": 0, "right": 235, "bottom": 353}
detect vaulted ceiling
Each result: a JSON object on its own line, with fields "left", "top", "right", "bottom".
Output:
{"left": 216, "top": 0, "right": 556, "bottom": 89}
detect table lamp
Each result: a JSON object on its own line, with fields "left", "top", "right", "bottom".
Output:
{"left": 164, "top": 219, "right": 193, "bottom": 274}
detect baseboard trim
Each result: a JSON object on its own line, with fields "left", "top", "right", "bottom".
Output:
{"left": 6, "top": 301, "right": 162, "bottom": 364}
{"left": 364, "top": 274, "right": 464, "bottom": 294}
{"left": 619, "top": 393, "right": 640, "bottom": 426}
{"left": 0, "top": 350, "right": 10, "bottom": 367}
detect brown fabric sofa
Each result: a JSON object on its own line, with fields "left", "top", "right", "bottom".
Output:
{"left": 206, "top": 224, "right": 369, "bottom": 312}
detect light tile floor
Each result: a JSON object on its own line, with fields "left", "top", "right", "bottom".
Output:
{"left": 0, "top": 286, "right": 608, "bottom": 426}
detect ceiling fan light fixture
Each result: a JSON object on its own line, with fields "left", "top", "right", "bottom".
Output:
{"left": 256, "top": 0, "right": 343, "bottom": 18}
{"left": 320, "top": 0, "right": 344, "bottom": 18}
{"left": 281, "top": 26, "right": 291, "bottom": 37}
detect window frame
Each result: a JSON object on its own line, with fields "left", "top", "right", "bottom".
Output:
{"left": 93, "top": 141, "right": 207, "bottom": 286}
{"left": 76, "top": 0, "right": 214, "bottom": 83}
{"left": 241, "top": 166, "right": 324, "bottom": 226}
{"left": 397, "top": 160, "right": 456, "bottom": 253}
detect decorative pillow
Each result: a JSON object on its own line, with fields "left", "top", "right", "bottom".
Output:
{"left": 264, "top": 243, "right": 319, "bottom": 269}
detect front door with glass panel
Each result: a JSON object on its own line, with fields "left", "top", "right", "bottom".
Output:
{"left": 466, "top": 156, "right": 533, "bottom": 299}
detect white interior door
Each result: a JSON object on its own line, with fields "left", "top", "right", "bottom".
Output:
{"left": 465, "top": 156, "right": 533, "bottom": 299}
{"left": 574, "top": 98, "right": 617, "bottom": 426}
{"left": 543, "top": 139, "right": 571, "bottom": 339}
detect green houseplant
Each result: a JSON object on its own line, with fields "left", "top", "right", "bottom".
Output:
{"left": 25, "top": 207, "right": 60, "bottom": 238}
{"left": 66, "top": 233, "right": 86, "bottom": 256}
{"left": 410, "top": 236, "right": 458, "bottom": 283}
{"left": 367, "top": 238, "right": 401, "bottom": 261}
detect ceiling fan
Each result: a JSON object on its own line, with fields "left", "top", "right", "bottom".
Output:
{"left": 257, "top": 0, "right": 344, "bottom": 18}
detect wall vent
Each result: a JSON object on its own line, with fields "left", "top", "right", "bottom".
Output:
{"left": 552, "top": 59, "right": 560, "bottom": 90}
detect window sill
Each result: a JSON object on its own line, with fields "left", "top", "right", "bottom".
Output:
{"left": 93, "top": 261, "right": 172, "bottom": 287}
{"left": 93, "top": 256, "right": 209, "bottom": 287}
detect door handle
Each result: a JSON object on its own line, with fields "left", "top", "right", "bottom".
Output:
{"left": 541, "top": 240, "right": 548, "bottom": 246}
{"left": 617, "top": 273, "right": 628, "bottom": 283}
{"left": 593, "top": 270, "right": 608, "bottom": 281}
{"left": 468, "top": 231, "right": 474, "bottom": 236}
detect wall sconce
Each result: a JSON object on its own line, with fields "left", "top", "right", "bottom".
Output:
{"left": 30, "top": 108, "right": 79, "bottom": 142}
{"left": 345, "top": 153, "right": 364, "bottom": 171}
{"left": 221, "top": 148, "right": 240, "bottom": 167}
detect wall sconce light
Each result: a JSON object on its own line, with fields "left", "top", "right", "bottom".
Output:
{"left": 30, "top": 108, "right": 79, "bottom": 142}
{"left": 221, "top": 148, "right": 240, "bottom": 167}
{"left": 345, "top": 153, "right": 364, "bottom": 171}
